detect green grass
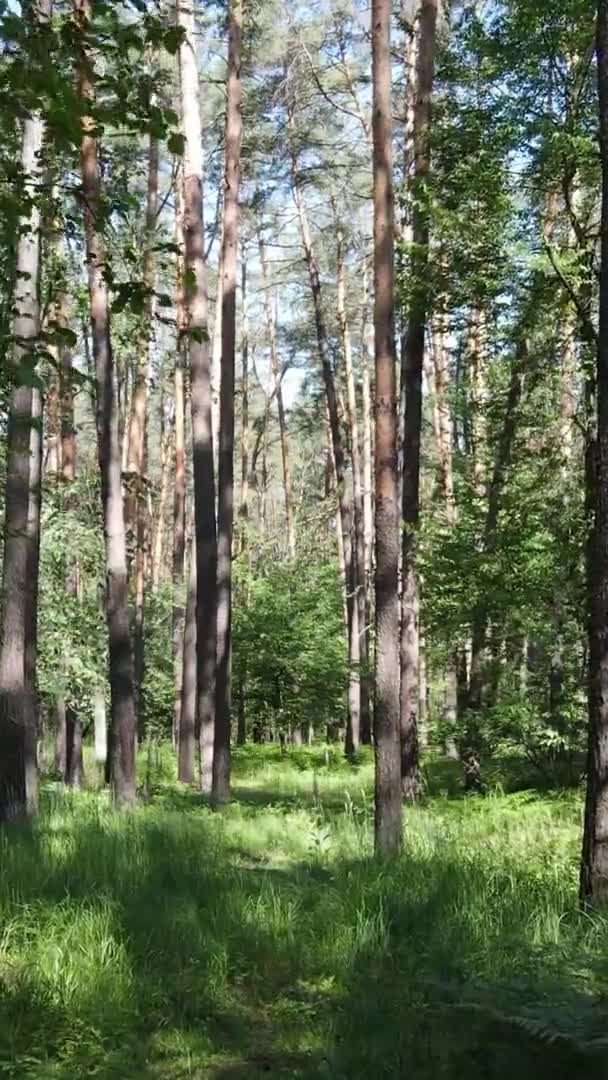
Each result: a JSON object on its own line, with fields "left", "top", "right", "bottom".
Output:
{"left": 0, "top": 745, "right": 607, "bottom": 1078}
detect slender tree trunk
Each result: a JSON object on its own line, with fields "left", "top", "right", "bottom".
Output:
{"left": 213, "top": 0, "right": 242, "bottom": 805}
{"left": 372, "top": 0, "right": 402, "bottom": 853}
{"left": 290, "top": 134, "right": 360, "bottom": 753}
{"left": 178, "top": 0, "right": 218, "bottom": 795}
{"left": 125, "top": 133, "right": 159, "bottom": 727}
{"left": 179, "top": 537, "right": 197, "bottom": 783}
{"left": 239, "top": 254, "right": 250, "bottom": 531}
{"left": 361, "top": 262, "right": 375, "bottom": 747}
{"left": 259, "top": 232, "right": 296, "bottom": 557}
{"left": 362, "top": 260, "right": 375, "bottom": 599}
{"left": 24, "top": 385, "right": 43, "bottom": 794}
{"left": 431, "top": 314, "right": 460, "bottom": 757}
{"left": 173, "top": 170, "right": 187, "bottom": 750}
{"left": 0, "top": 0, "right": 50, "bottom": 819}
{"left": 151, "top": 403, "right": 173, "bottom": 591}
{"left": 336, "top": 216, "right": 372, "bottom": 746}
{"left": 75, "top": 0, "right": 136, "bottom": 808}
{"left": 60, "top": 324, "right": 83, "bottom": 787}
{"left": 581, "top": 0, "right": 608, "bottom": 905}
{"left": 400, "top": 0, "right": 438, "bottom": 801}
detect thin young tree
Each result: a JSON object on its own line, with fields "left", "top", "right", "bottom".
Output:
{"left": 289, "top": 128, "right": 361, "bottom": 754}
{"left": 178, "top": 0, "right": 218, "bottom": 793}
{"left": 400, "top": 0, "right": 438, "bottom": 800}
{"left": 258, "top": 230, "right": 296, "bottom": 557}
{"left": 372, "top": 0, "right": 402, "bottom": 853}
{"left": 580, "top": 0, "right": 608, "bottom": 905}
{"left": 125, "top": 131, "right": 159, "bottom": 722}
{"left": 75, "top": 0, "right": 136, "bottom": 807}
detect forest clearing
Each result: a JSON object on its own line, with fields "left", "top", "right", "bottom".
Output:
{"left": 1, "top": 747, "right": 606, "bottom": 1079}
{"left": 3, "top": 0, "right": 608, "bottom": 1076}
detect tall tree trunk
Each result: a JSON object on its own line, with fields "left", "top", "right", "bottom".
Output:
{"left": 0, "top": 0, "right": 50, "bottom": 819}
{"left": 178, "top": 0, "right": 218, "bottom": 795}
{"left": 125, "top": 132, "right": 159, "bottom": 727}
{"left": 372, "top": 0, "right": 402, "bottom": 853}
{"left": 75, "top": 0, "right": 136, "bottom": 808}
{"left": 290, "top": 131, "right": 360, "bottom": 754}
{"left": 173, "top": 170, "right": 188, "bottom": 751}
{"left": 335, "top": 216, "right": 371, "bottom": 745}
{"left": 581, "top": 0, "right": 608, "bottom": 905}
{"left": 258, "top": 232, "right": 296, "bottom": 557}
{"left": 213, "top": 0, "right": 242, "bottom": 805}
{"left": 400, "top": 0, "right": 438, "bottom": 801}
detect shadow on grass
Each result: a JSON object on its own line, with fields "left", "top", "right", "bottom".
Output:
{"left": 0, "top": 780, "right": 604, "bottom": 1080}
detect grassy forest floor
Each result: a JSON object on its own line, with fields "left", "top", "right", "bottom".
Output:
{"left": 1, "top": 745, "right": 608, "bottom": 1079}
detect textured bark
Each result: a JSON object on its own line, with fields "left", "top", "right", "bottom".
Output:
{"left": 581, "top": 0, "right": 608, "bottom": 905}
{"left": 259, "top": 232, "right": 296, "bottom": 557}
{"left": 0, "top": 0, "right": 49, "bottom": 819}
{"left": 290, "top": 132, "right": 360, "bottom": 753}
{"left": 400, "top": 0, "right": 438, "bottom": 801}
{"left": 213, "top": 0, "right": 242, "bottom": 805}
{"left": 178, "top": 0, "right": 217, "bottom": 795}
{"left": 76, "top": 0, "right": 136, "bottom": 808}
{"left": 372, "top": 0, "right": 402, "bottom": 853}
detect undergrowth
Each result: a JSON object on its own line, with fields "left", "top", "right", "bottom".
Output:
{"left": 0, "top": 745, "right": 606, "bottom": 1078}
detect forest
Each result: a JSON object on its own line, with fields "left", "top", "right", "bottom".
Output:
{"left": 2, "top": 0, "right": 608, "bottom": 1076}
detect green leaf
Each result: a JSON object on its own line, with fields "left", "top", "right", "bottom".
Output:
{"left": 168, "top": 131, "right": 185, "bottom": 156}
{"left": 164, "top": 26, "right": 185, "bottom": 54}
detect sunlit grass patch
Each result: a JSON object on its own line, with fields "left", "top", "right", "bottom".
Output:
{"left": 0, "top": 745, "right": 606, "bottom": 1079}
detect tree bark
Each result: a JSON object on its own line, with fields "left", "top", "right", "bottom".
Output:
{"left": 400, "top": 0, "right": 438, "bottom": 801}
{"left": 0, "top": 0, "right": 50, "bottom": 819}
{"left": 372, "top": 0, "right": 402, "bottom": 853}
{"left": 75, "top": 0, "right": 136, "bottom": 808}
{"left": 178, "top": 0, "right": 218, "bottom": 795}
{"left": 213, "top": 0, "right": 242, "bottom": 805}
{"left": 581, "top": 0, "right": 608, "bottom": 905}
